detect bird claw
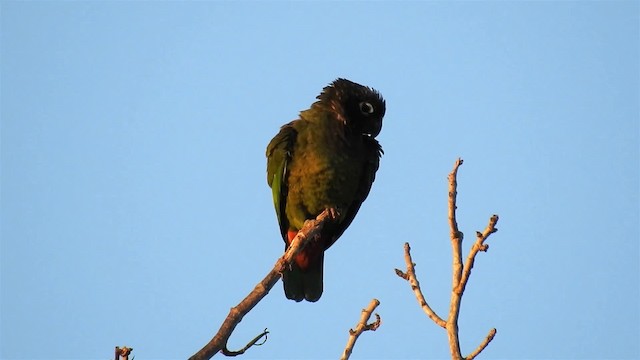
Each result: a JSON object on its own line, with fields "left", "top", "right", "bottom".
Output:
{"left": 327, "top": 208, "right": 341, "bottom": 221}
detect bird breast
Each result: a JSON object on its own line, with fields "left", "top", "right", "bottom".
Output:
{"left": 287, "top": 127, "right": 365, "bottom": 223}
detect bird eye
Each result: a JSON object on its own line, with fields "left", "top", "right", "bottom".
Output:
{"left": 359, "top": 102, "right": 375, "bottom": 115}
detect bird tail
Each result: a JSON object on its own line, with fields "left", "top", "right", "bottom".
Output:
{"left": 282, "top": 230, "right": 324, "bottom": 302}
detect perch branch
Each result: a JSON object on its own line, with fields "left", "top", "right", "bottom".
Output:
{"left": 189, "top": 209, "right": 337, "bottom": 360}
{"left": 340, "top": 298, "right": 382, "bottom": 360}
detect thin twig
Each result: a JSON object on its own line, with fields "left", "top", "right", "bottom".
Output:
{"left": 189, "top": 209, "right": 337, "bottom": 360}
{"left": 395, "top": 243, "right": 446, "bottom": 327}
{"left": 340, "top": 299, "right": 382, "bottom": 360}
{"left": 456, "top": 215, "right": 499, "bottom": 294}
{"left": 466, "top": 328, "right": 497, "bottom": 360}
{"left": 221, "top": 329, "right": 269, "bottom": 356}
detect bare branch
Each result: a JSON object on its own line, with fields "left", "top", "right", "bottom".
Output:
{"left": 397, "top": 158, "right": 500, "bottom": 360}
{"left": 189, "top": 209, "right": 337, "bottom": 360}
{"left": 395, "top": 243, "right": 446, "bottom": 328}
{"left": 446, "top": 159, "right": 498, "bottom": 360}
{"left": 340, "top": 299, "right": 382, "bottom": 360}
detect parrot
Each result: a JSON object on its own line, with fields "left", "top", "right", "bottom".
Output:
{"left": 266, "top": 78, "right": 385, "bottom": 302}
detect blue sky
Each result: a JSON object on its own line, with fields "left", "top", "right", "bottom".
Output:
{"left": 1, "top": 2, "right": 638, "bottom": 359}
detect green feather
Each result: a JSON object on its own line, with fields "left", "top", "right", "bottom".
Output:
{"left": 266, "top": 123, "right": 297, "bottom": 240}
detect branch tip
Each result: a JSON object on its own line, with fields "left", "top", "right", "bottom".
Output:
{"left": 466, "top": 328, "right": 497, "bottom": 360}
{"left": 115, "top": 346, "right": 133, "bottom": 360}
{"left": 394, "top": 268, "right": 408, "bottom": 279}
{"left": 367, "top": 313, "right": 382, "bottom": 331}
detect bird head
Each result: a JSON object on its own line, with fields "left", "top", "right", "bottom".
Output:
{"left": 317, "top": 78, "right": 386, "bottom": 138}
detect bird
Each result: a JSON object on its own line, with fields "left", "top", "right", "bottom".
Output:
{"left": 266, "top": 78, "right": 385, "bottom": 302}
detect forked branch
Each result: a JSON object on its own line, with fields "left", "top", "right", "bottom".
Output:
{"left": 396, "top": 158, "right": 500, "bottom": 359}
{"left": 340, "top": 299, "right": 382, "bottom": 360}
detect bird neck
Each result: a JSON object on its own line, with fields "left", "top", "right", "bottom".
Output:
{"left": 300, "top": 106, "right": 360, "bottom": 148}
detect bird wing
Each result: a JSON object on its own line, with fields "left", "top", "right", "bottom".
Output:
{"left": 266, "top": 122, "right": 298, "bottom": 242}
{"left": 324, "top": 136, "right": 383, "bottom": 249}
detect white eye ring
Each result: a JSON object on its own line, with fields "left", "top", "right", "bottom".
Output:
{"left": 359, "top": 102, "right": 374, "bottom": 115}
